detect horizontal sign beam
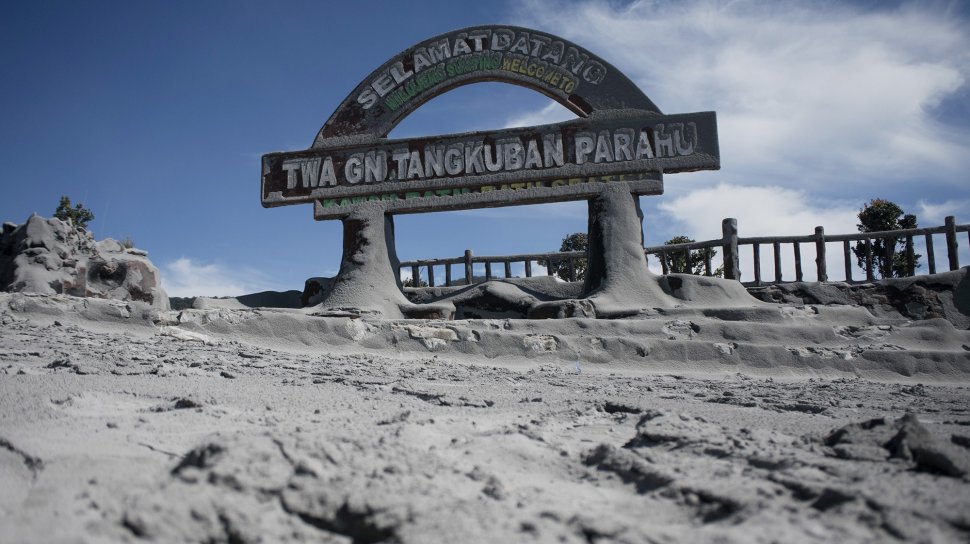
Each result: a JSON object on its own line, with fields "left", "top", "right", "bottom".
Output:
{"left": 312, "top": 173, "right": 663, "bottom": 219}
{"left": 262, "top": 110, "right": 718, "bottom": 218}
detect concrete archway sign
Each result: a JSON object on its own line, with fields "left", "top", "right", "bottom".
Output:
{"left": 261, "top": 25, "right": 721, "bottom": 318}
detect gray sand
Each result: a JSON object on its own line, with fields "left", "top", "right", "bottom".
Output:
{"left": 2, "top": 293, "right": 969, "bottom": 543}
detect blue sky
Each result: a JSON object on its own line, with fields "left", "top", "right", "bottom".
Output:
{"left": 2, "top": 0, "right": 968, "bottom": 296}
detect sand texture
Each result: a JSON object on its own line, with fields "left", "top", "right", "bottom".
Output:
{"left": 1, "top": 292, "right": 970, "bottom": 543}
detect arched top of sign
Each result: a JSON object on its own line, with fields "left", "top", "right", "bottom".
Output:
{"left": 312, "top": 25, "right": 661, "bottom": 146}
{"left": 260, "top": 24, "right": 719, "bottom": 219}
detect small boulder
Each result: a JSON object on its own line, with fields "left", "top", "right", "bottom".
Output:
{"left": 824, "top": 413, "right": 970, "bottom": 477}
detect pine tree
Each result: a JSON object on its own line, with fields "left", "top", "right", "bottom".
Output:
{"left": 54, "top": 196, "right": 95, "bottom": 231}
{"left": 852, "top": 198, "right": 921, "bottom": 278}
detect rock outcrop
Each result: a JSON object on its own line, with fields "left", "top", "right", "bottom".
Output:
{"left": 748, "top": 268, "right": 970, "bottom": 329}
{"left": 0, "top": 215, "right": 169, "bottom": 309}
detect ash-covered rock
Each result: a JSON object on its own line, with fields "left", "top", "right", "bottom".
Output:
{"left": 748, "top": 268, "right": 970, "bottom": 329}
{"left": 824, "top": 413, "right": 970, "bottom": 477}
{"left": 0, "top": 215, "right": 168, "bottom": 309}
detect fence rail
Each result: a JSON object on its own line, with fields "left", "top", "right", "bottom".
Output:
{"left": 399, "top": 216, "right": 969, "bottom": 287}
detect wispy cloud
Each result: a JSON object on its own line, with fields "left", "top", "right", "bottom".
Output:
{"left": 917, "top": 198, "right": 970, "bottom": 225}
{"left": 161, "top": 257, "right": 281, "bottom": 298}
{"left": 504, "top": 101, "right": 575, "bottom": 129}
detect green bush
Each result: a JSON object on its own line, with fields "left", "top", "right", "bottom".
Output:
{"left": 54, "top": 196, "right": 95, "bottom": 231}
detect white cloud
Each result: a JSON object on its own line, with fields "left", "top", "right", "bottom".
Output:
{"left": 161, "top": 257, "right": 280, "bottom": 298}
{"left": 659, "top": 184, "right": 858, "bottom": 239}
{"left": 515, "top": 0, "right": 970, "bottom": 191}
{"left": 658, "top": 184, "right": 861, "bottom": 280}
{"left": 504, "top": 101, "right": 575, "bottom": 129}
{"left": 917, "top": 198, "right": 970, "bottom": 225}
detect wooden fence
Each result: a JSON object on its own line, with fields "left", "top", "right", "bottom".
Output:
{"left": 399, "top": 216, "right": 969, "bottom": 287}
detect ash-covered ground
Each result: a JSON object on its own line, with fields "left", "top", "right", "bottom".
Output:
{"left": 2, "top": 294, "right": 970, "bottom": 543}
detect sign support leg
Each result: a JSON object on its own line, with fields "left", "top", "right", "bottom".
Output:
{"left": 528, "top": 184, "right": 676, "bottom": 318}
{"left": 307, "top": 203, "right": 454, "bottom": 319}
{"left": 581, "top": 184, "right": 676, "bottom": 317}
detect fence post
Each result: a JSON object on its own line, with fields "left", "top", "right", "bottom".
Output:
{"left": 865, "top": 239, "right": 874, "bottom": 281}
{"left": 752, "top": 244, "right": 762, "bottom": 285}
{"left": 504, "top": 261, "right": 512, "bottom": 278}
{"left": 773, "top": 241, "right": 782, "bottom": 282}
{"left": 945, "top": 216, "right": 960, "bottom": 270}
{"left": 445, "top": 263, "right": 452, "bottom": 286}
{"left": 905, "top": 235, "right": 915, "bottom": 276}
{"left": 464, "top": 249, "right": 473, "bottom": 285}
{"left": 721, "top": 218, "right": 740, "bottom": 281}
{"left": 882, "top": 236, "right": 894, "bottom": 278}
{"left": 525, "top": 260, "right": 532, "bottom": 277}
{"left": 814, "top": 226, "right": 827, "bottom": 282}
{"left": 843, "top": 240, "right": 852, "bottom": 282}
{"left": 411, "top": 265, "right": 420, "bottom": 287}
{"left": 427, "top": 265, "right": 435, "bottom": 287}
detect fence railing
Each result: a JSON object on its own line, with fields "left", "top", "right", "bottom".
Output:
{"left": 399, "top": 216, "right": 969, "bottom": 287}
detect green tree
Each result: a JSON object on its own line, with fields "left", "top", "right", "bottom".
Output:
{"left": 546, "top": 232, "right": 588, "bottom": 281}
{"left": 660, "top": 235, "right": 724, "bottom": 276}
{"left": 852, "top": 198, "right": 921, "bottom": 278}
{"left": 403, "top": 275, "right": 429, "bottom": 288}
{"left": 54, "top": 196, "right": 95, "bottom": 231}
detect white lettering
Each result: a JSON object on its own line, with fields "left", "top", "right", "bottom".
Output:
{"left": 320, "top": 157, "right": 337, "bottom": 186}
{"left": 444, "top": 145, "right": 463, "bottom": 175}
{"left": 363, "top": 151, "right": 386, "bottom": 183}
{"left": 484, "top": 143, "right": 503, "bottom": 172}
{"left": 654, "top": 124, "right": 675, "bottom": 158}
{"left": 424, "top": 145, "right": 445, "bottom": 177}
{"left": 300, "top": 158, "right": 321, "bottom": 188}
{"left": 503, "top": 140, "right": 524, "bottom": 171}
{"left": 524, "top": 139, "right": 543, "bottom": 169}
{"left": 345, "top": 155, "right": 363, "bottom": 184}
{"left": 613, "top": 129, "right": 634, "bottom": 162}
{"left": 543, "top": 133, "right": 564, "bottom": 167}
{"left": 406, "top": 150, "right": 423, "bottom": 179}
{"left": 575, "top": 132, "right": 595, "bottom": 165}
{"left": 593, "top": 130, "right": 613, "bottom": 163}
{"left": 464, "top": 142, "right": 485, "bottom": 174}
{"left": 635, "top": 130, "right": 654, "bottom": 159}
{"left": 282, "top": 160, "right": 301, "bottom": 189}
{"left": 392, "top": 149, "right": 409, "bottom": 180}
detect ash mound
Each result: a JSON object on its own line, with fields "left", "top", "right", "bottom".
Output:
{"left": 0, "top": 215, "right": 168, "bottom": 310}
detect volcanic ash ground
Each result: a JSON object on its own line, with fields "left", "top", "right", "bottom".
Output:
{"left": 1, "top": 292, "right": 970, "bottom": 543}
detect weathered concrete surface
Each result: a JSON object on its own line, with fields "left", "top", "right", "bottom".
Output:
{"left": 306, "top": 204, "right": 453, "bottom": 319}
{"left": 0, "top": 215, "right": 168, "bottom": 310}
